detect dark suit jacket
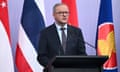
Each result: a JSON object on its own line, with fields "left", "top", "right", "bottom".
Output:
{"left": 37, "top": 24, "right": 87, "bottom": 67}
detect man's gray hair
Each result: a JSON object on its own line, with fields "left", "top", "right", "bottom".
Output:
{"left": 53, "top": 3, "right": 68, "bottom": 13}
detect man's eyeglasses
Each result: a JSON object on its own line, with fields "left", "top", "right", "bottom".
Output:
{"left": 55, "top": 11, "right": 69, "bottom": 15}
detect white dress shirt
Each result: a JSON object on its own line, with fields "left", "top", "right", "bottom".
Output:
{"left": 55, "top": 23, "right": 67, "bottom": 44}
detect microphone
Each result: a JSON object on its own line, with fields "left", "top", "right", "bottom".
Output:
{"left": 82, "top": 40, "right": 96, "bottom": 49}
{"left": 68, "top": 27, "right": 96, "bottom": 49}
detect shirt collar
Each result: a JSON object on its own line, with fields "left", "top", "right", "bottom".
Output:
{"left": 55, "top": 22, "right": 67, "bottom": 30}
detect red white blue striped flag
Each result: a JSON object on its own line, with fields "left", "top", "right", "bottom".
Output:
{"left": 96, "top": 0, "right": 118, "bottom": 72}
{"left": 15, "top": 0, "right": 45, "bottom": 72}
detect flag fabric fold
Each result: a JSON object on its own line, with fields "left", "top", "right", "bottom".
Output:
{"left": 0, "top": 0, "right": 14, "bottom": 72}
{"left": 15, "top": 0, "right": 45, "bottom": 72}
{"left": 96, "top": 0, "right": 118, "bottom": 72}
{"left": 62, "top": 0, "right": 79, "bottom": 27}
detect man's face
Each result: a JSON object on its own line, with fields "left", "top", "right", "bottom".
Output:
{"left": 53, "top": 5, "right": 69, "bottom": 25}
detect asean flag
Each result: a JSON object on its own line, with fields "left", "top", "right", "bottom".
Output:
{"left": 96, "top": 0, "right": 118, "bottom": 72}
{"left": 0, "top": 0, "right": 14, "bottom": 72}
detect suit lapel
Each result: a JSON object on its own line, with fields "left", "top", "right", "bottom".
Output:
{"left": 51, "top": 24, "right": 64, "bottom": 55}
{"left": 66, "top": 25, "right": 76, "bottom": 54}
{"left": 66, "top": 25, "right": 72, "bottom": 51}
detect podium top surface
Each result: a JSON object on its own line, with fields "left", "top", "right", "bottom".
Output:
{"left": 52, "top": 55, "right": 108, "bottom": 68}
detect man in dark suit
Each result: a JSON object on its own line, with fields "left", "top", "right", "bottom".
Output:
{"left": 37, "top": 3, "right": 87, "bottom": 72}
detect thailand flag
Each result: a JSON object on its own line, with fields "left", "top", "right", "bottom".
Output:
{"left": 15, "top": 0, "right": 45, "bottom": 72}
{"left": 0, "top": 0, "right": 14, "bottom": 72}
{"left": 96, "top": 0, "right": 118, "bottom": 72}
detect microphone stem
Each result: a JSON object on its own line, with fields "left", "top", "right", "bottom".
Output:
{"left": 85, "top": 41, "right": 95, "bottom": 49}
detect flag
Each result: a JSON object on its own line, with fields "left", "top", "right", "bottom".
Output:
{"left": 0, "top": 0, "right": 14, "bottom": 72}
{"left": 96, "top": 0, "right": 118, "bottom": 72}
{"left": 15, "top": 0, "right": 45, "bottom": 72}
{"left": 62, "top": 0, "right": 79, "bottom": 27}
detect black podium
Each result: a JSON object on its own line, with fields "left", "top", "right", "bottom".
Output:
{"left": 50, "top": 56, "right": 108, "bottom": 72}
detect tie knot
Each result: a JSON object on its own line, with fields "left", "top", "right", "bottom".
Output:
{"left": 60, "top": 27, "right": 66, "bottom": 30}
